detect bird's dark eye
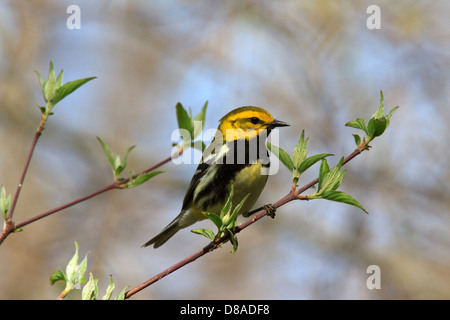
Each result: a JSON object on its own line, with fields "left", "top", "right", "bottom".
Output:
{"left": 250, "top": 117, "right": 260, "bottom": 125}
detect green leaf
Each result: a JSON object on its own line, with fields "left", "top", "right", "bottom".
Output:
{"left": 114, "top": 286, "right": 130, "bottom": 300}
{"left": 203, "top": 212, "right": 223, "bottom": 230}
{"left": 65, "top": 242, "right": 80, "bottom": 284}
{"left": 345, "top": 118, "right": 368, "bottom": 135}
{"left": 125, "top": 171, "right": 164, "bottom": 189}
{"left": 176, "top": 102, "right": 194, "bottom": 137}
{"left": 56, "top": 69, "right": 64, "bottom": 87}
{"left": 97, "top": 137, "right": 116, "bottom": 172}
{"left": 352, "top": 134, "right": 361, "bottom": 147}
{"left": 372, "top": 117, "right": 388, "bottom": 137}
{"left": 37, "top": 105, "right": 46, "bottom": 114}
{"left": 191, "top": 228, "right": 216, "bottom": 240}
{"left": 48, "top": 61, "right": 56, "bottom": 82}
{"left": 1, "top": 186, "right": 11, "bottom": 218}
{"left": 372, "top": 90, "right": 385, "bottom": 119}
{"left": 321, "top": 190, "right": 369, "bottom": 214}
{"left": 82, "top": 272, "right": 98, "bottom": 300}
{"left": 266, "top": 142, "right": 294, "bottom": 172}
{"left": 387, "top": 106, "right": 400, "bottom": 120}
{"left": 49, "top": 270, "right": 66, "bottom": 286}
{"left": 102, "top": 275, "right": 115, "bottom": 300}
{"left": 296, "top": 153, "right": 334, "bottom": 175}
{"left": 35, "top": 71, "right": 48, "bottom": 102}
{"left": 219, "top": 186, "right": 234, "bottom": 221}
{"left": 65, "top": 241, "right": 89, "bottom": 291}
{"left": 318, "top": 157, "right": 345, "bottom": 193}
{"left": 115, "top": 145, "right": 136, "bottom": 176}
{"left": 43, "top": 62, "right": 59, "bottom": 104}
{"left": 318, "top": 159, "right": 330, "bottom": 191}
{"left": 226, "top": 193, "right": 250, "bottom": 228}
{"left": 227, "top": 229, "right": 239, "bottom": 253}
{"left": 193, "top": 101, "right": 208, "bottom": 139}
{"left": 292, "top": 130, "right": 309, "bottom": 171}
{"left": 78, "top": 249, "right": 89, "bottom": 285}
{"left": 51, "top": 76, "right": 96, "bottom": 105}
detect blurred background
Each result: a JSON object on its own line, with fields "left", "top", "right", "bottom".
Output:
{"left": 0, "top": 0, "right": 449, "bottom": 299}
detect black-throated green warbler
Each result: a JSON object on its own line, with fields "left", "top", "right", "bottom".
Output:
{"left": 143, "top": 106, "right": 289, "bottom": 248}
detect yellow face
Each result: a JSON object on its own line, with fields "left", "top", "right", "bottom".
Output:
{"left": 217, "top": 106, "right": 288, "bottom": 142}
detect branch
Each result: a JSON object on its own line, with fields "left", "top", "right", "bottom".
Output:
{"left": 124, "top": 146, "right": 364, "bottom": 299}
{"left": 8, "top": 130, "right": 43, "bottom": 221}
{"left": 0, "top": 148, "right": 183, "bottom": 245}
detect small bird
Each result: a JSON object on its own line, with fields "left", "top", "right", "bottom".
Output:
{"left": 143, "top": 106, "right": 289, "bottom": 248}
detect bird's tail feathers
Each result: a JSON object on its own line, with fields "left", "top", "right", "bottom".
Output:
{"left": 142, "top": 217, "right": 181, "bottom": 248}
{"left": 142, "top": 210, "right": 199, "bottom": 248}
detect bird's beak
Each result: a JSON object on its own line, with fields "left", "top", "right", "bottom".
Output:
{"left": 269, "top": 119, "right": 289, "bottom": 128}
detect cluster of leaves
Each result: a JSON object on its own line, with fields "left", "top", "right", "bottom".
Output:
{"left": 308, "top": 157, "right": 368, "bottom": 213}
{"left": 96, "top": 137, "right": 163, "bottom": 188}
{"left": 95, "top": 101, "right": 209, "bottom": 187}
{"left": 191, "top": 186, "right": 249, "bottom": 253}
{"left": 35, "top": 61, "right": 96, "bottom": 123}
{"left": 267, "top": 90, "right": 398, "bottom": 215}
{"left": 174, "top": 101, "right": 208, "bottom": 152}
{"left": 267, "top": 130, "right": 333, "bottom": 191}
{"left": 346, "top": 91, "right": 399, "bottom": 149}
{"left": 50, "top": 242, "right": 128, "bottom": 300}
{"left": 268, "top": 130, "right": 368, "bottom": 213}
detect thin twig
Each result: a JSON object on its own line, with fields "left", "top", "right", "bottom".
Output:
{"left": 8, "top": 131, "right": 42, "bottom": 221}
{"left": 0, "top": 148, "right": 184, "bottom": 245}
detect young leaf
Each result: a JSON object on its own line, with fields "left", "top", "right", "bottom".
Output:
{"left": 321, "top": 190, "right": 368, "bottom": 214}
{"left": 345, "top": 118, "right": 368, "bottom": 135}
{"left": 372, "top": 90, "right": 385, "bottom": 119}
{"left": 191, "top": 228, "right": 216, "bottom": 240}
{"left": 52, "top": 77, "right": 97, "bottom": 105}
{"left": 227, "top": 229, "right": 239, "bottom": 253}
{"left": 56, "top": 69, "right": 64, "bottom": 87}
{"left": 266, "top": 142, "right": 294, "bottom": 172}
{"left": 225, "top": 193, "right": 250, "bottom": 228}
{"left": 371, "top": 117, "right": 388, "bottom": 137}
{"left": 97, "top": 137, "right": 116, "bottom": 172}
{"left": 219, "top": 186, "right": 234, "bottom": 221}
{"left": 35, "top": 71, "right": 48, "bottom": 102}
{"left": 203, "top": 212, "right": 223, "bottom": 230}
{"left": 82, "top": 272, "right": 98, "bottom": 300}
{"left": 193, "top": 101, "right": 208, "bottom": 138}
{"left": 319, "top": 157, "right": 345, "bottom": 193}
{"left": 387, "top": 106, "right": 400, "bottom": 121}
{"left": 1, "top": 186, "right": 11, "bottom": 218}
{"left": 296, "top": 153, "right": 334, "bottom": 175}
{"left": 65, "top": 241, "right": 89, "bottom": 290}
{"left": 318, "top": 159, "right": 330, "bottom": 191}
{"left": 78, "top": 248, "right": 89, "bottom": 285}
{"left": 49, "top": 270, "right": 66, "bottom": 286}
{"left": 352, "top": 134, "right": 361, "bottom": 147}
{"left": 176, "top": 102, "right": 194, "bottom": 137}
{"left": 43, "top": 62, "right": 58, "bottom": 104}
{"left": 115, "top": 145, "right": 136, "bottom": 177}
{"left": 65, "top": 242, "right": 80, "bottom": 284}
{"left": 114, "top": 286, "right": 130, "bottom": 300}
{"left": 48, "top": 61, "right": 56, "bottom": 82}
{"left": 124, "top": 171, "right": 164, "bottom": 189}
{"left": 102, "top": 275, "right": 115, "bottom": 300}
{"left": 292, "top": 130, "right": 309, "bottom": 171}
